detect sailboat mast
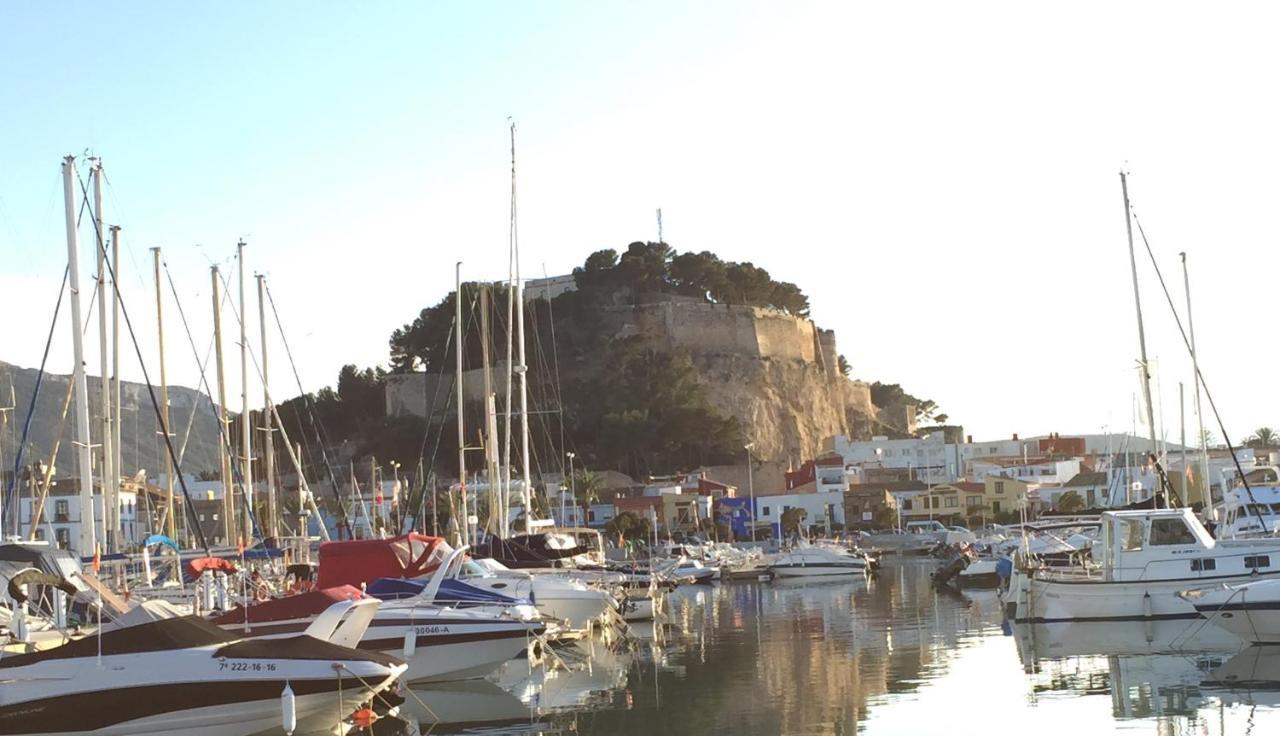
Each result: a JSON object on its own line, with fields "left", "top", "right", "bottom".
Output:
{"left": 110, "top": 226, "right": 123, "bottom": 543}
{"left": 91, "top": 160, "right": 117, "bottom": 552}
{"left": 237, "top": 240, "right": 252, "bottom": 543}
{"left": 257, "top": 274, "right": 277, "bottom": 539}
{"left": 62, "top": 155, "right": 97, "bottom": 557}
{"left": 455, "top": 262, "right": 468, "bottom": 546}
{"left": 1120, "top": 172, "right": 1160, "bottom": 489}
{"left": 1182, "top": 252, "right": 1213, "bottom": 516}
{"left": 516, "top": 277, "right": 531, "bottom": 518}
{"left": 479, "top": 286, "right": 500, "bottom": 537}
{"left": 153, "top": 248, "right": 177, "bottom": 541}
{"left": 211, "top": 266, "right": 235, "bottom": 545}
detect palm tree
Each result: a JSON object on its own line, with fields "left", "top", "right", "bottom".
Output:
{"left": 574, "top": 470, "right": 604, "bottom": 528}
{"left": 1056, "top": 490, "right": 1085, "bottom": 514}
{"left": 1246, "top": 427, "right": 1280, "bottom": 449}
{"left": 604, "top": 510, "right": 650, "bottom": 547}
{"left": 781, "top": 507, "right": 808, "bottom": 537}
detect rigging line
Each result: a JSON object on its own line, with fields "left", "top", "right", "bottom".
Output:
{"left": 74, "top": 172, "right": 211, "bottom": 553}
{"left": 1131, "top": 212, "right": 1264, "bottom": 531}
{"left": 263, "top": 282, "right": 352, "bottom": 537}
{"left": 161, "top": 262, "right": 241, "bottom": 471}
{"left": 408, "top": 315, "right": 458, "bottom": 522}
{"left": 187, "top": 265, "right": 262, "bottom": 541}
{"left": 4, "top": 266, "right": 69, "bottom": 518}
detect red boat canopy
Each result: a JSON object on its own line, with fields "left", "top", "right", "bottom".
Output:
{"left": 184, "top": 556, "right": 238, "bottom": 581}
{"left": 316, "top": 533, "right": 451, "bottom": 589}
{"left": 210, "top": 585, "right": 365, "bottom": 625}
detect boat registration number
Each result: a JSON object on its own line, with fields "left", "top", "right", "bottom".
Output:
{"left": 219, "top": 660, "right": 278, "bottom": 672}
{"left": 414, "top": 625, "right": 451, "bottom": 635}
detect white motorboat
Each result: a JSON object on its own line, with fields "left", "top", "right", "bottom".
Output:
{"left": 461, "top": 558, "right": 615, "bottom": 630}
{"left": 1181, "top": 577, "right": 1280, "bottom": 643}
{"left": 215, "top": 558, "right": 547, "bottom": 684}
{"left": 1006, "top": 507, "right": 1280, "bottom": 623}
{"left": 767, "top": 547, "right": 867, "bottom": 578}
{"left": 0, "top": 611, "right": 404, "bottom": 736}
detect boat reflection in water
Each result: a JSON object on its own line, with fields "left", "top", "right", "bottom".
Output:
{"left": 347, "top": 561, "right": 1280, "bottom": 735}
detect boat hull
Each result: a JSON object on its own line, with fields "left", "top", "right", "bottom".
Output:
{"left": 1007, "top": 569, "right": 1280, "bottom": 623}
{"left": 769, "top": 564, "right": 865, "bottom": 578}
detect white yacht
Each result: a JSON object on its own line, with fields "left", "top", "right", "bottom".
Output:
{"left": 0, "top": 610, "right": 404, "bottom": 736}
{"left": 1181, "top": 576, "right": 1280, "bottom": 643}
{"left": 767, "top": 546, "right": 868, "bottom": 578}
{"left": 1005, "top": 507, "right": 1280, "bottom": 623}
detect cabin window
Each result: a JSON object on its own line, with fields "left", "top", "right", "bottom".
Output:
{"left": 1149, "top": 518, "right": 1197, "bottom": 546}
{"left": 1245, "top": 555, "right": 1272, "bottom": 569}
{"left": 1119, "top": 519, "right": 1144, "bottom": 551}
{"left": 1191, "top": 559, "right": 1216, "bottom": 572}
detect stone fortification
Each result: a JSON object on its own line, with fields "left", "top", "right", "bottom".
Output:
{"left": 385, "top": 300, "right": 883, "bottom": 464}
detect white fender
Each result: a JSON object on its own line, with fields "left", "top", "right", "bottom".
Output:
{"left": 281, "top": 682, "right": 296, "bottom": 735}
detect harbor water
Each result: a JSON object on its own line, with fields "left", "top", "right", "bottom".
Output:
{"left": 362, "top": 559, "right": 1280, "bottom": 736}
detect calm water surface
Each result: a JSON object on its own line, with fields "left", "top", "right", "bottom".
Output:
{"left": 366, "top": 560, "right": 1280, "bottom": 736}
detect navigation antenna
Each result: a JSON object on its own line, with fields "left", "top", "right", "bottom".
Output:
{"left": 657, "top": 208, "right": 663, "bottom": 244}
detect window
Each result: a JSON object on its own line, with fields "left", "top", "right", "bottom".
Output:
{"left": 903, "top": 500, "right": 913, "bottom": 511}
{"left": 54, "top": 500, "right": 69, "bottom": 522}
{"left": 966, "top": 496, "right": 980, "bottom": 508}
{"left": 994, "top": 482, "right": 1005, "bottom": 495}
{"left": 761, "top": 506, "right": 771, "bottom": 517}
{"left": 33, "top": 529, "right": 45, "bottom": 541}
{"left": 1191, "top": 559, "right": 1217, "bottom": 572}
{"left": 945, "top": 496, "right": 958, "bottom": 508}
{"left": 1245, "top": 555, "right": 1272, "bottom": 569}
{"left": 1149, "top": 518, "right": 1197, "bottom": 546}
{"left": 55, "top": 528, "right": 70, "bottom": 549}
{"left": 989, "top": 448, "right": 998, "bottom": 454}
{"left": 1119, "top": 519, "right": 1144, "bottom": 551}
{"left": 992, "top": 501, "right": 1002, "bottom": 513}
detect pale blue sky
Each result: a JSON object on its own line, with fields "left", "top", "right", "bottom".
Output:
{"left": 4, "top": 2, "right": 1280, "bottom": 443}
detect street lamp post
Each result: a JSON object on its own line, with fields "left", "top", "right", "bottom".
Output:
{"left": 744, "top": 443, "right": 755, "bottom": 541}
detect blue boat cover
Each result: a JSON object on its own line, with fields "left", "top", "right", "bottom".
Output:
{"left": 365, "top": 576, "right": 529, "bottom": 606}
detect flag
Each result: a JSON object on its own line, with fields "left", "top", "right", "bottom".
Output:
{"left": 92, "top": 545, "right": 101, "bottom": 574}
{"left": 237, "top": 537, "right": 245, "bottom": 557}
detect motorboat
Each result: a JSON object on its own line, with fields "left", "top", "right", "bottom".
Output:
{"left": 0, "top": 606, "right": 404, "bottom": 736}
{"left": 216, "top": 552, "right": 547, "bottom": 683}
{"left": 1181, "top": 577, "right": 1280, "bottom": 643}
{"left": 460, "top": 558, "right": 616, "bottom": 631}
{"left": 767, "top": 546, "right": 867, "bottom": 578}
{"left": 1005, "top": 507, "right": 1280, "bottom": 623}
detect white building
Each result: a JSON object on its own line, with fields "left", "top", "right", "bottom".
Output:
{"left": 18, "top": 485, "right": 141, "bottom": 554}
{"left": 755, "top": 491, "right": 845, "bottom": 536}
{"left": 967, "top": 457, "right": 1082, "bottom": 485}
{"left": 524, "top": 274, "right": 577, "bottom": 302}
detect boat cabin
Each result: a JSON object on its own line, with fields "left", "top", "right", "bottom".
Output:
{"left": 1093, "top": 508, "right": 1280, "bottom": 582}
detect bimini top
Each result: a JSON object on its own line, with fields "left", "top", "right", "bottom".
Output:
{"left": 316, "top": 533, "right": 450, "bottom": 589}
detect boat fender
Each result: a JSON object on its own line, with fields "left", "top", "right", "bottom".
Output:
{"left": 403, "top": 628, "right": 417, "bottom": 659}
{"left": 353, "top": 707, "right": 377, "bottom": 729}
{"left": 281, "top": 682, "right": 296, "bottom": 735}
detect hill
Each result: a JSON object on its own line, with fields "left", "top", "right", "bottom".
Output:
{"left": 0, "top": 360, "right": 224, "bottom": 481}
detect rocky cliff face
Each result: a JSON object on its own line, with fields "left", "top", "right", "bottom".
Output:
{"left": 690, "top": 354, "right": 874, "bottom": 465}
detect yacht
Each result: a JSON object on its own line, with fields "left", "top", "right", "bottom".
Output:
{"left": 1181, "top": 577, "right": 1280, "bottom": 643}
{"left": 1005, "top": 507, "right": 1280, "bottom": 623}
{"left": 0, "top": 609, "right": 404, "bottom": 735}
{"left": 767, "top": 545, "right": 868, "bottom": 578}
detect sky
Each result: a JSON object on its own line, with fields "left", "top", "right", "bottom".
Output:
{"left": 2, "top": 2, "right": 1279, "bottom": 444}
